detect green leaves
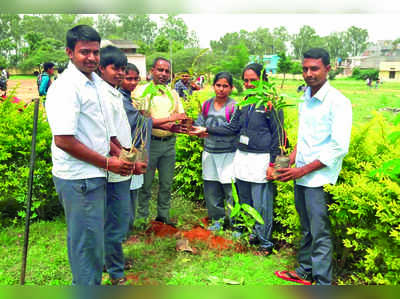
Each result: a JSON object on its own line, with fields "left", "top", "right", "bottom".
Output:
{"left": 229, "top": 180, "right": 264, "bottom": 240}
{"left": 139, "top": 81, "right": 175, "bottom": 113}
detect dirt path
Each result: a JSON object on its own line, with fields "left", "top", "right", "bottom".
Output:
{"left": 7, "top": 78, "right": 38, "bottom": 103}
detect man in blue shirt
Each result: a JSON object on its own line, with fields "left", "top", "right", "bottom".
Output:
{"left": 174, "top": 70, "right": 199, "bottom": 100}
{"left": 38, "top": 62, "right": 55, "bottom": 97}
{"left": 275, "top": 48, "right": 352, "bottom": 285}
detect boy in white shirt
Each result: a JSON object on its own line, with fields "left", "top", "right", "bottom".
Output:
{"left": 46, "top": 25, "right": 135, "bottom": 286}
{"left": 97, "top": 45, "right": 146, "bottom": 285}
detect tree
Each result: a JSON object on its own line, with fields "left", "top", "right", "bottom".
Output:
{"left": 324, "top": 32, "right": 349, "bottom": 62}
{"left": 117, "top": 14, "right": 157, "bottom": 45}
{"left": 291, "top": 25, "right": 324, "bottom": 59}
{"left": 344, "top": 26, "right": 369, "bottom": 57}
{"left": 96, "top": 14, "right": 120, "bottom": 39}
{"left": 20, "top": 33, "right": 67, "bottom": 71}
{"left": 158, "top": 15, "right": 199, "bottom": 48}
{"left": 272, "top": 26, "right": 289, "bottom": 54}
{"left": 213, "top": 42, "right": 249, "bottom": 92}
{"left": 153, "top": 35, "right": 170, "bottom": 53}
{"left": 277, "top": 52, "right": 293, "bottom": 88}
{"left": 247, "top": 28, "right": 274, "bottom": 56}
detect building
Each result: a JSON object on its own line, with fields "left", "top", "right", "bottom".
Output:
{"left": 101, "top": 40, "right": 146, "bottom": 80}
{"left": 249, "top": 54, "right": 280, "bottom": 74}
{"left": 379, "top": 61, "right": 400, "bottom": 81}
{"left": 341, "top": 55, "right": 400, "bottom": 79}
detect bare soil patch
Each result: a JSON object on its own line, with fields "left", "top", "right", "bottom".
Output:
{"left": 7, "top": 79, "right": 38, "bottom": 103}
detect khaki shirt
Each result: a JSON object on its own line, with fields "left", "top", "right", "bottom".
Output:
{"left": 133, "top": 83, "right": 185, "bottom": 137}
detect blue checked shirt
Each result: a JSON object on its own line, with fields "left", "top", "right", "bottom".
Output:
{"left": 295, "top": 81, "right": 352, "bottom": 187}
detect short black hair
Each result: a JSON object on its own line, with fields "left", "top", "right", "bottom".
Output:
{"left": 57, "top": 65, "right": 66, "bottom": 74}
{"left": 43, "top": 62, "right": 55, "bottom": 72}
{"left": 125, "top": 63, "right": 139, "bottom": 75}
{"left": 303, "top": 48, "right": 330, "bottom": 66}
{"left": 213, "top": 72, "right": 233, "bottom": 88}
{"left": 242, "top": 63, "right": 268, "bottom": 82}
{"left": 152, "top": 57, "right": 170, "bottom": 68}
{"left": 66, "top": 25, "right": 101, "bottom": 51}
{"left": 99, "top": 45, "right": 127, "bottom": 68}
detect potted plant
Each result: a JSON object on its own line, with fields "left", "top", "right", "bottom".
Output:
{"left": 237, "top": 72, "right": 294, "bottom": 178}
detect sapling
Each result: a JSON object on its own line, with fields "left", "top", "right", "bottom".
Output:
{"left": 237, "top": 72, "right": 296, "bottom": 178}
{"left": 228, "top": 180, "right": 264, "bottom": 242}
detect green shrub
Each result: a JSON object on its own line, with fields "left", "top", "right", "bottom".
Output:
{"left": 352, "top": 67, "right": 379, "bottom": 80}
{"left": 0, "top": 94, "right": 60, "bottom": 226}
{"left": 173, "top": 91, "right": 205, "bottom": 203}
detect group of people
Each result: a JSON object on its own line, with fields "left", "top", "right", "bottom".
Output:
{"left": 46, "top": 24, "right": 190, "bottom": 286}
{"left": 46, "top": 23, "right": 352, "bottom": 286}
{"left": 189, "top": 48, "right": 352, "bottom": 286}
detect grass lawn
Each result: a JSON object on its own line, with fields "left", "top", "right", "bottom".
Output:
{"left": 0, "top": 194, "right": 297, "bottom": 286}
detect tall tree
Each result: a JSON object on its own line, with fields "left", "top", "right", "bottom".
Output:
{"left": 324, "top": 32, "right": 348, "bottom": 61}
{"left": 96, "top": 14, "right": 120, "bottom": 39}
{"left": 291, "top": 25, "right": 324, "bottom": 59}
{"left": 272, "top": 26, "right": 289, "bottom": 54}
{"left": 247, "top": 28, "right": 274, "bottom": 56}
{"left": 277, "top": 52, "right": 293, "bottom": 88}
{"left": 344, "top": 26, "right": 369, "bottom": 57}
{"left": 117, "top": 14, "right": 157, "bottom": 45}
{"left": 158, "top": 15, "right": 199, "bottom": 48}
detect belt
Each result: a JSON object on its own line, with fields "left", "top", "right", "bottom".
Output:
{"left": 151, "top": 135, "right": 174, "bottom": 141}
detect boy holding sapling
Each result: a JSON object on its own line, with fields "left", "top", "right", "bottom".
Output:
{"left": 119, "top": 63, "right": 152, "bottom": 229}
{"left": 97, "top": 45, "right": 146, "bottom": 285}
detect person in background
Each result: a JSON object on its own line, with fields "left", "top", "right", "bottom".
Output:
{"left": 118, "top": 63, "right": 152, "bottom": 231}
{"left": 194, "top": 72, "right": 237, "bottom": 231}
{"left": 174, "top": 70, "right": 200, "bottom": 100}
{"left": 275, "top": 48, "right": 352, "bottom": 285}
{"left": 38, "top": 62, "right": 55, "bottom": 97}
{"left": 0, "top": 67, "right": 9, "bottom": 96}
{"left": 46, "top": 25, "right": 135, "bottom": 286}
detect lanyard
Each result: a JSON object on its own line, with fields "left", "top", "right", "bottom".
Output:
{"left": 245, "top": 104, "right": 254, "bottom": 130}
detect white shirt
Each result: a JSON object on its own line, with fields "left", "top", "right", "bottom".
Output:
{"left": 296, "top": 81, "right": 352, "bottom": 187}
{"left": 233, "top": 150, "right": 270, "bottom": 183}
{"left": 46, "top": 62, "right": 110, "bottom": 180}
{"left": 130, "top": 174, "right": 144, "bottom": 190}
{"left": 202, "top": 151, "right": 235, "bottom": 184}
{"left": 99, "top": 80, "right": 132, "bottom": 183}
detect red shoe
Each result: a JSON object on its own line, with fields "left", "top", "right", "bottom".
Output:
{"left": 275, "top": 270, "right": 312, "bottom": 285}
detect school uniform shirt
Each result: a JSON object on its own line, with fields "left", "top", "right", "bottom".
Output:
{"left": 99, "top": 80, "right": 132, "bottom": 183}
{"left": 46, "top": 62, "right": 110, "bottom": 180}
{"left": 296, "top": 81, "right": 352, "bottom": 187}
{"left": 195, "top": 98, "right": 237, "bottom": 184}
{"left": 130, "top": 174, "right": 144, "bottom": 190}
{"left": 233, "top": 150, "right": 270, "bottom": 183}
{"left": 132, "top": 83, "right": 184, "bottom": 138}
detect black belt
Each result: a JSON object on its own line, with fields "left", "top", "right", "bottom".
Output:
{"left": 151, "top": 135, "right": 174, "bottom": 141}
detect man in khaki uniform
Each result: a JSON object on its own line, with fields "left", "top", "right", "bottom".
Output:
{"left": 133, "top": 57, "right": 186, "bottom": 225}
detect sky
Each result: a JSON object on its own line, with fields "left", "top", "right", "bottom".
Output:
{"left": 154, "top": 14, "right": 400, "bottom": 49}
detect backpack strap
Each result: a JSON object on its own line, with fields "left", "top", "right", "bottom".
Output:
{"left": 225, "top": 103, "right": 235, "bottom": 123}
{"left": 201, "top": 99, "right": 212, "bottom": 118}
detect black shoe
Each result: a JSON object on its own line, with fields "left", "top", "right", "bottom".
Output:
{"left": 249, "top": 234, "right": 260, "bottom": 245}
{"left": 155, "top": 216, "right": 176, "bottom": 227}
{"left": 256, "top": 245, "right": 273, "bottom": 256}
